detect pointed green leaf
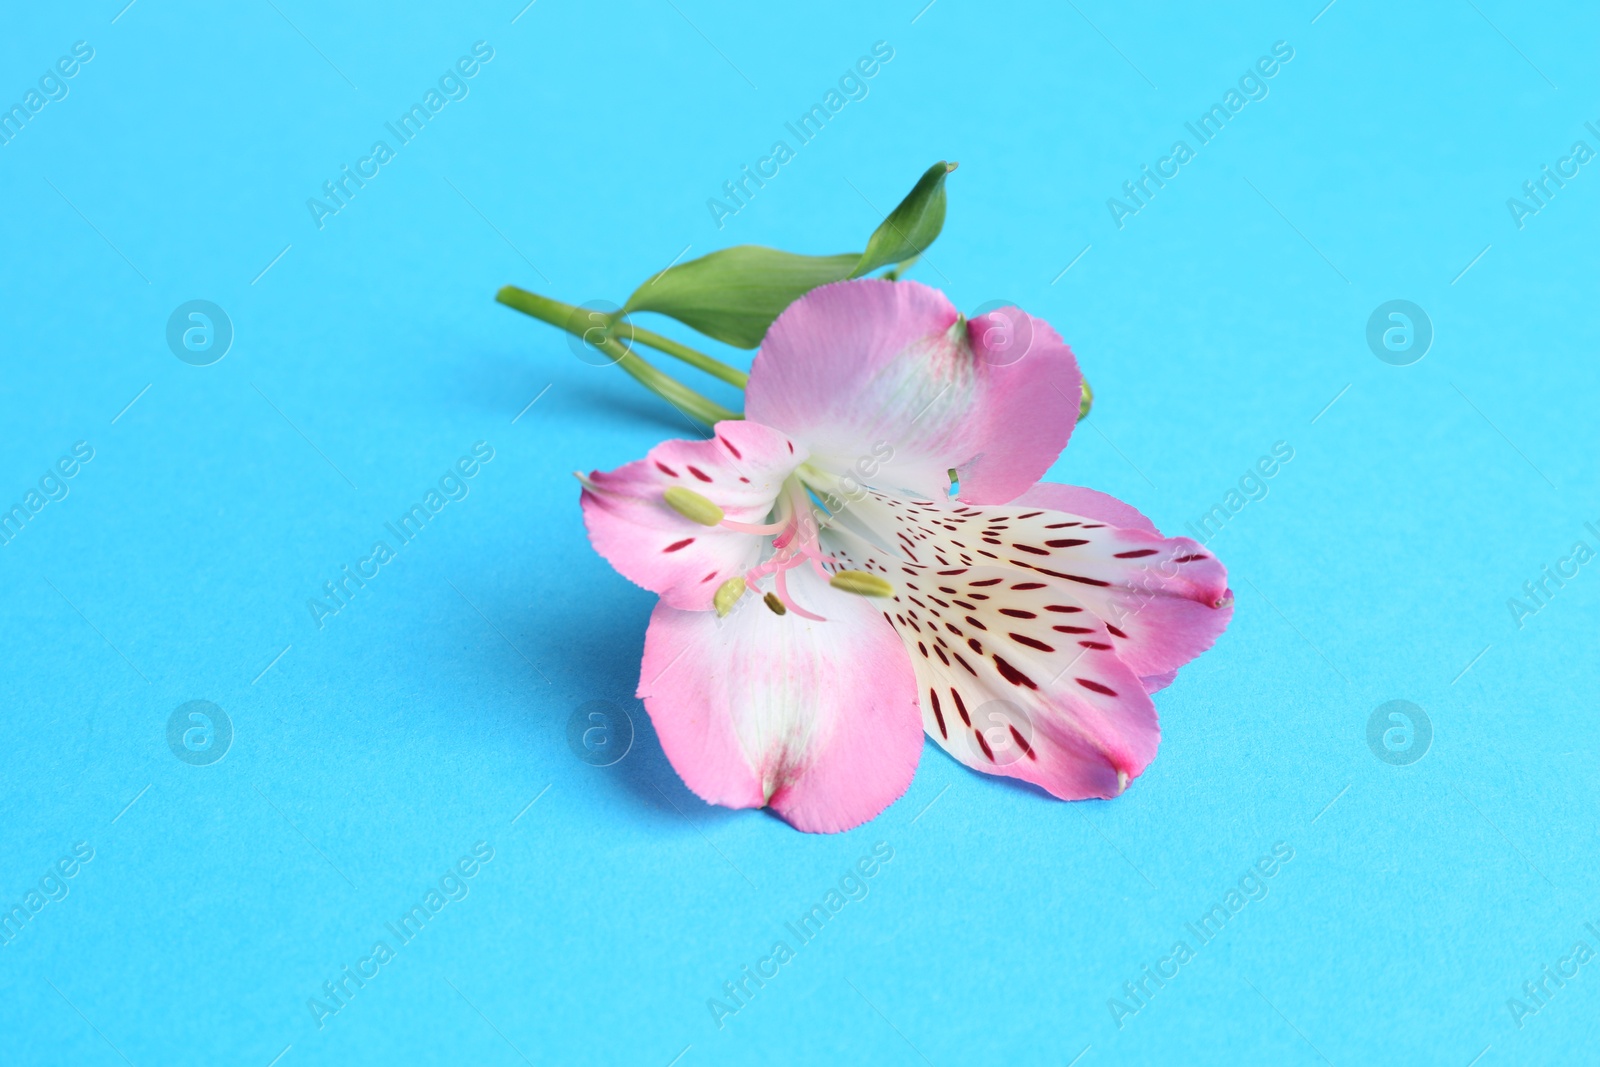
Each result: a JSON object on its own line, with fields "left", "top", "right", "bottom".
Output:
{"left": 623, "top": 246, "right": 859, "bottom": 349}
{"left": 850, "top": 161, "right": 957, "bottom": 278}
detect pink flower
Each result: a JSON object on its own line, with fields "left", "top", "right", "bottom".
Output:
{"left": 580, "top": 279, "right": 1232, "bottom": 833}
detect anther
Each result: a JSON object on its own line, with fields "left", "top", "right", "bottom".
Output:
{"left": 763, "top": 592, "right": 787, "bottom": 616}
{"left": 663, "top": 486, "right": 724, "bottom": 526}
{"left": 713, "top": 577, "right": 746, "bottom": 617}
{"left": 829, "top": 570, "right": 894, "bottom": 598}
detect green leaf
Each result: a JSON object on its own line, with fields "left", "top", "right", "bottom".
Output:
{"left": 621, "top": 162, "right": 957, "bottom": 349}
{"left": 850, "top": 161, "right": 957, "bottom": 278}
{"left": 623, "top": 246, "right": 858, "bottom": 349}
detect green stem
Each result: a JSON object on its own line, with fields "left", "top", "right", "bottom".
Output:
{"left": 496, "top": 286, "right": 740, "bottom": 426}
{"left": 627, "top": 323, "right": 749, "bottom": 388}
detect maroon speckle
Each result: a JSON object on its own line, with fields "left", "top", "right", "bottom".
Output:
{"left": 1045, "top": 521, "right": 1080, "bottom": 529}
{"left": 993, "top": 655, "right": 1038, "bottom": 689}
{"left": 718, "top": 435, "right": 742, "bottom": 459}
{"left": 1012, "top": 543, "right": 1049, "bottom": 555}
{"left": 952, "top": 688, "right": 970, "bottom": 725}
{"left": 964, "top": 616, "right": 987, "bottom": 631}
{"left": 656, "top": 462, "right": 678, "bottom": 477}
{"left": 701, "top": 571, "right": 717, "bottom": 583}
{"left": 970, "top": 578, "right": 1003, "bottom": 587}
{"left": 1010, "top": 633, "right": 1055, "bottom": 653}
{"left": 1010, "top": 726, "right": 1036, "bottom": 760}
{"left": 1053, "top": 625, "right": 1094, "bottom": 634}
{"left": 974, "top": 730, "right": 996, "bottom": 762}
{"left": 930, "top": 689, "right": 947, "bottom": 738}
{"left": 1106, "top": 624, "right": 1128, "bottom": 639}
{"left": 1000, "top": 608, "right": 1037, "bottom": 619}
{"left": 1077, "top": 678, "right": 1118, "bottom": 697}
{"left": 1079, "top": 640, "right": 1113, "bottom": 650}
{"left": 1034, "top": 568, "right": 1111, "bottom": 587}
{"left": 1047, "top": 538, "right": 1089, "bottom": 548}
{"left": 951, "top": 652, "right": 978, "bottom": 677}
{"left": 1011, "top": 581, "right": 1046, "bottom": 590}
{"left": 686, "top": 466, "right": 713, "bottom": 483}
{"left": 1173, "top": 553, "right": 1208, "bottom": 563}
{"left": 1114, "top": 548, "right": 1158, "bottom": 559}
{"left": 1016, "top": 511, "right": 1044, "bottom": 519}
{"left": 967, "top": 637, "right": 983, "bottom": 654}
{"left": 663, "top": 538, "right": 695, "bottom": 553}
{"left": 1045, "top": 605, "right": 1083, "bottom": 613}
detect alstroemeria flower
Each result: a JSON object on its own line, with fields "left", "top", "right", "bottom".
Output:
{"left": 581, "top": 279, "right": 1231, "bottom": 833}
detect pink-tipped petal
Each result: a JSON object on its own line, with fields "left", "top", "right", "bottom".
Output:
{"left": 1011, "top": 482, "right": 1158, "bottom": 533}
{"left": 745, "top": 279, "right": 1082, "bottom": 505}
{"left": 1006, "top": 482, "right": 1233, "bottom": 682}
{"left": 581, "top": 421, "right": 806, "bottom": 611}
{"left": 637, "top": 566, "right": 923, "bottom": 833}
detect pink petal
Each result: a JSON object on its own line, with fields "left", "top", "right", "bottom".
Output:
{"left": 1006, "top": 482, "right": 1233, "bottom": 683}
{"left": 1011, "top": 482, "right": 1157, "bottom": 533}
{"left": 581, "top": 420, "right": 805, "bottom": 611}
{"left": 1139, "top": 669, "right": 1180, "bottom": 694}
{"left": 637, "top": 566, "right": 923, "bottom": 833}
{"left": 744, "top": 279, "right": 1082, "bottom": 505}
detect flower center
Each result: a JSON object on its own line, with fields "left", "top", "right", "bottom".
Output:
{"left": 722, "top": 472, "right": 839, "bottom": 620}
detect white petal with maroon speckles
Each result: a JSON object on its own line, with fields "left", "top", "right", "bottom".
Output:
{"left": 817, "top": 487, "right": 1231, "bottom": 795}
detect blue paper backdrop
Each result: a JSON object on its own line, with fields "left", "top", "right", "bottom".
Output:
{"left": 2, "top": 1, "right": 1597, "bottom": 1063}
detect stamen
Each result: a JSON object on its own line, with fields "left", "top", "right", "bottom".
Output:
{"left": 763, "top": 592, "right": 787, "bottom": 616}
{"left": 774, "top": 567, "right": 827, "bottom": 621}
{"left": 663, "top": 486, "right": 724, "bottom": 526}
{"left": 721, "top": 517, "right": 787, "bottom": 535}
{"left": 713, "top": 577, "right": 746, "bottom": 617}
{"left": 829, "top": 570, "right": 894, "bottom": 598}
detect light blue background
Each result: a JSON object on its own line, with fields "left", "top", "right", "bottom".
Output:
{"left": 3, "top": 1, "right": 1597, "bottom": 1063}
